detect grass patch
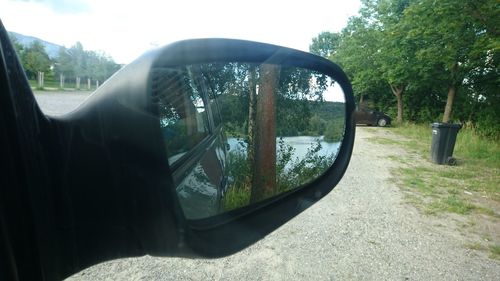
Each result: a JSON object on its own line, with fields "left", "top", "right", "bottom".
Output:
{"left": 382, "top": 123, "right": 499, "bottom": 260}
{"left": 391, "top": 123, "right": 500, "bottom": 203}
{"left": 387, "top": 155, "right": 405, "bottom": 163}
{"left": 476, "top": 206, "right": 498, "bottom": 217}
{"left": 426, "top": 196, "right": 475, "bottom": 215}
{"left": 370, "top": 137, "right": 401, "bottom": 146}
{"left": 402, "top": 175, "right": 436, "bottom": 196}
{"left": 455, "top": 126, "right": 500, "bottom": 166}
{"left": 489, "top": 245, "right": 500, "bottom": 260}
{"left": 442, "top": 195, "right": 476, "bottom": 214}
{"left": 466, "top": 242, "right": 486, "bottom": 251}
{"left": 222, "top": 186, "right": 250, "bottom": 212}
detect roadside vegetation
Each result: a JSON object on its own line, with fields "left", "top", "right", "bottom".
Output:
{"left": 370, "top": 123, "right": 499, "bottom": 259}
{"left": 309, "top": 0, "right": 498, "bottom": 260}
{"left": 9, "top": 34, "right": 120, "bottom": 91}
{"left": 311, "top": 0, "right": 499, "bottom": 140}
{"left": 393, "top": 123, "right": 499, "bottom": 205}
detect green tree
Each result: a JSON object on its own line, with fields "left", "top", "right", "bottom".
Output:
{"left": 68, "top": 41, "right": 87, "bottom": 79}
{"left": 334, "top": 16, "right": 385, "bottom": 105}
{"left": 55, "top": 46, "right": 74, "bottom": 79}
{"left": 54, "top": 43, "right": 120, "bottom": 85}
{"left": 309, "top": 31, "right": 341, "bottom": 58}
{"left": 8, "top": 32, "right": 24, "bottom": 59}
{"left": 21, "top": 40, "right": 51, "bottom": 79}
{"left": 316, "top": 0, "right": 498, "bottom": 137}
{"left": 331, "top": 0, "right": 415, "bottom": 124}
{"left": 402, "top": 0, "right": 494, "bottom": 122}
{"left": 376, "top": 0, "right": 414, "bottom": 124}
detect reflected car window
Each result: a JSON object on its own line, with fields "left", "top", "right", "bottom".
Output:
{"left": 153, "top": 68, "right": 209, "bottom": 165}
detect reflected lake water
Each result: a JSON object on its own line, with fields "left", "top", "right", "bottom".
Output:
{"left": 228, "top": 136, "right": 340, "bottom": 162}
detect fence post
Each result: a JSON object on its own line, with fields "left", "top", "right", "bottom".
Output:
{"left": 96, "top": 80, "right": 99, "bottom": 89}
{"left": 37, "top": 71, "right": 44, "bottom": 89}
{"left": 76, "top": 77, "right": 81, "bottom": 90}
{"left": 87, "top": 78, "right": 91, "bottom": 90}
{"left": 60, "top": 74, "right": 65, "bottom": 89}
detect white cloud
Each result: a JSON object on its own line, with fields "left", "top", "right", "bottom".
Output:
{"left": 1, "top": 0, "right": 361, "bottom": 64}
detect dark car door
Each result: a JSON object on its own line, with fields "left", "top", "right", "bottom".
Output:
{"left": 354, "top": 107, "right": 373, "bottom": 124}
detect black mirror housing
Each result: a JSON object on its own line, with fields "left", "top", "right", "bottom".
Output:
{"left": 68, "top": 38, "right": 356, "bottom": 255}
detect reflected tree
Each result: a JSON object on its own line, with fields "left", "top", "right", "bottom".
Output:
{"left": 250, "top": 64, "right": 280, "bottom": 203}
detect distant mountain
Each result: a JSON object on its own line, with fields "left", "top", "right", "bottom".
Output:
{"left": 9, "top": 31, "right": 62, "bottom": 59}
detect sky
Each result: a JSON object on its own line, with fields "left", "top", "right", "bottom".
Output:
{"left": 1, "top": 0, "right": 361, "bottom": 64}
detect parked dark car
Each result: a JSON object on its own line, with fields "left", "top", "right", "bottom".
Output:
{"left": 354, "top": 107, "right": 392, "bottom": 127}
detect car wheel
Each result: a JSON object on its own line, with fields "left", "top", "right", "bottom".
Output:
{"left": 377, "top": 118, "right": 388, "bottom": 127}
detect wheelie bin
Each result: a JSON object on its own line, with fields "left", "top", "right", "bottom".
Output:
{"left": 430, "top": 123, "right": 462, "bottom": 165}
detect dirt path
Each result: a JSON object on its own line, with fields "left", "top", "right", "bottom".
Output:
{"left": 66, "top": 127, "right": 499, "bottom": 280}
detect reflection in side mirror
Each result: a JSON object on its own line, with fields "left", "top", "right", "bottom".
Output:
{"left": 156, "top": 63, "right": 345, "bottom": 220}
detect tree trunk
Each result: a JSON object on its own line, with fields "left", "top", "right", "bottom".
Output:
{"left": 247, "top": 66, "right": 257, "bottom": 167}
{"left": 390, "top": 84, "right": 404, "bottom": 124}
{"left": 442, "top": 85, "right": 456, "bottom": 123}
{"left": 250, "top": 64, "right": 280, "bottom": 203}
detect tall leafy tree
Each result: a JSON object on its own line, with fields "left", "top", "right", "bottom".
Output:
{"left": 68, "top": 41, "right": 87, "bottom": 79}
{"left": 309, "top": 31, "right": 341, "bottom": 58}
{"left": 21, "top": 40, "right": 51, "bottom": 79}
{"left": 316, "top": 0, "right": 498, "bottom": 136}
{"left": 376, "top": 0, "right": 414, "bottom": 124}
{"left": 55, "top": 46, "right": 74, "bottom": 79}
{"left": 54, "top": 42, "right": 120, "bottom": 84}
{"left": 402, "top": 0, "right": 490, "bottom": 122}
{"left": 334, "top": 16, "right": 385, "bottom": 105}
{"left": 332, "top": 0, "right": 415, "bottom": 123}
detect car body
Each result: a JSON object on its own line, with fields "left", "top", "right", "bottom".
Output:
{"left": 354, "top": 107, "right": 392, "bottom": 127}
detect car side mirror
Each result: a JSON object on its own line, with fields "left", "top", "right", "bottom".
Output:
{"left": 1, "top": 30, "right": 355, "bottom": 280}
{"left": 76, "top": 38, "right": 355, "bottom": 255}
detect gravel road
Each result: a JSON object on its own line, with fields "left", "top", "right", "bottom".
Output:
{"left": 34, "top": 91, "right": 93, "bottom": 116}
{"left": 58, "top": 123, "right": 498, "bottom": 280}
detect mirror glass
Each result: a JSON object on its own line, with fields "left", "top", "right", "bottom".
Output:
{"left": 154, "top": 63, "right": 346, "bottom": 220}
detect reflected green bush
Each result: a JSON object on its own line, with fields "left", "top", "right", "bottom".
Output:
{"left": 221, "top": 144, "right": 251, "bottom": 211}
{"left": 324, "top": 118, "right": 344, "bottom": 142}
{"left": 222, "top": 139, "right": 335, "bottom": 211}
{"left": 277, "top": 139, "right": 333, "bottom": 190}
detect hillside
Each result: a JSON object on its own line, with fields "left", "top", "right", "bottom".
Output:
{"left": 9, "top": 31, "right": 62, "bottom": 59}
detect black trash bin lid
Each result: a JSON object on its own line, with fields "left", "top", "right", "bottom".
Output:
{"left": 431, "top": 122, "right": 462, "bottom": 129}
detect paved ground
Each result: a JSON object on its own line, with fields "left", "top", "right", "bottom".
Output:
{"left": 56, "top": 123, "right": 498, "bottom": 280}
{"left": 34, "top": 90, "right": 92, "bottom": 116}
